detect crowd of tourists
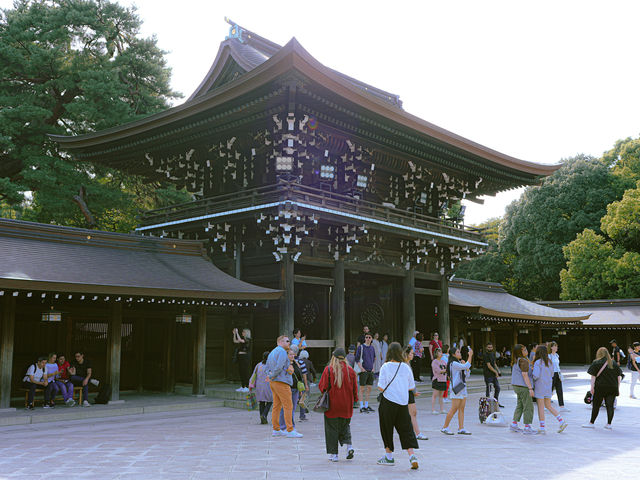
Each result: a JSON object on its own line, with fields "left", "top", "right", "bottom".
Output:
{"left": 22, "top": 351, "right": 97, "bottom": 409}
{"left": 237, "top": 326, "right": 640, "bottom": 470}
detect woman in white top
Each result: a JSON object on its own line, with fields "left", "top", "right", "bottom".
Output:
{"left": 441, "top": 346, "right": 473, "bottom": 435}
{"left": 549, "top": 341, "right": 568, "bottom": 412}
{"left": 376, "top": 342, "right": 419, "bottom": 469}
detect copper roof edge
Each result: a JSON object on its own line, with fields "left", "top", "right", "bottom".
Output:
{"left": 50, "top": 31, "right": 560, "bottom": 177}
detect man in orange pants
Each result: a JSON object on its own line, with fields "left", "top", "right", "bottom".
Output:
{"left": 266, "top": 334, "right": 303, "bottom": 438}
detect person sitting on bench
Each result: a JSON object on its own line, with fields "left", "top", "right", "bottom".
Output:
{"left": 22, "top": 357, "right": 50, "bottom": 410}
{"left": 69, "top": 351, "right": 93, "bottom": 407}
{"left": 45, "top": 352, "right": 75, "bottom": 407}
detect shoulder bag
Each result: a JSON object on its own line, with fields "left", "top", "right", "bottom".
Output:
{"left": 584, "top": 361, "right": 608, "bottom": 404}
{"left": 313, "top": 368, "right": 331, "bottom": 413}
{"left": 377, "top": 362, "right": 402, "bottom": 403}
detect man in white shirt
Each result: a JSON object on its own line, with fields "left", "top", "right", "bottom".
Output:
{"left": 22, "top": 356, "right": 49, "bottom": 410}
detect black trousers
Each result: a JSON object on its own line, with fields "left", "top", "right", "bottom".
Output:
{"left": 590, "top": 388, "right": 616, "bottom": 424}
{"left": 552, "top": 372, "right": 564, "bottom": 406}
{"left": 378, "top": 396, "right": 418, "bottom": 452}
{"left": 259, "top": 401, "right": 272, "bottom": 418}
{"left": 410, "top": 357, "right": 421, "bottom": 381}
{"left": 324, "top": 416, "right": 352, "bottom": 454}
{"left": 237, "top": 353, "right": 251, "bottom": 388}
{"left": 484, "top": 376, "right": 501, "bottom": 401}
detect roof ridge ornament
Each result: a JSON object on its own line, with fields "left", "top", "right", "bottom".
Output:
{"left": 225, "top": 17, "right": 245, "bottom": 43}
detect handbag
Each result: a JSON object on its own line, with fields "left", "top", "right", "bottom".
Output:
{"left": 297, "top": 380, "right": 306, "bottom": 392}
{"left": 452, "top": 366, "right": 467, "bottom": 395}
{"left": 313, "top": 368, "right": 331, "bottom": 413}
{"left": 377, "top": 362, "right": 402, "bottom": 403}
{"left": 585, "top": 360, "right": 609, "bottom": 404}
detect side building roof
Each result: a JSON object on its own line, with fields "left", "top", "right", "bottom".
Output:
{"left": 540, "top": 299, "right": 640, "bottom": 329}
{"left": 0, "top": 219, "right": 281, "bottom": 300}
{"left": 449, "top": 279, "right": 590, "bottom": 323}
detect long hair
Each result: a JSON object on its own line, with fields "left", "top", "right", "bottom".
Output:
{"left": 386, "top": 342, "right": 404, "bottom": 362}
{"left": 460, "top": 345, "right": 470, "bottom": 362}
{"left": 595, "top": 347, "right": 614, "bottom": 369}
{"left": 329, "top": 355, "right": 346, "bottom": 388}
{"left": 512, "top": 344, "right": 527, "bottom": 366}
{"left": 447, "top": 347, "right": 460, "bottom": 377}
{"left": 403, "top": 345, "right": 413, "bottom": 363}
{"left": 533, "top": 344, "right": 550, "bottom": 367}
{"left": 261, "top": 351, "right": 269, "bottom": 365}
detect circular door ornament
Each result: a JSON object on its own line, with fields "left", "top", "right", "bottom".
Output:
{"left": 360, "top": 303, "right": 384, "bottom": 329}
{"left": 301, "top": 301, "right": 319, "bottom": 327}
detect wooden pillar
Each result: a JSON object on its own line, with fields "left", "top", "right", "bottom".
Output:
{"left": 0, "top": 295, "right": 16, "bottom": 410}
{"left": 163, "top": 315, "right": 176, "bottom": 393}
{"left": 234, "top": 240, "right": 242, "bottom": 280}
{"left": 133, "top": 318, "right": 145, "bottom": 393}
{"left": 331, "top": 260, "right": 345, "bottom": 349}
{"left": 192, "top": 305, "right": 207, "bottom": 395}
{"left": 537, "top": 325, "right": 543, "bottom": 344}
{"left": 512, "top": 326, "right": 518, "bottom": 349}
{"left": 438, "top": 275, "right": 451, "bottom": 346}
{"left": 584, "top": 330, "right": 592, "bottom": 363}
{"left": 402, "top": 270, "right": 416, "bottom": 345}
{"left": 279, "top": 253, "right": 294, "bottom": 336}
{"left": 107, "top": 302, "right": 122, "bottom": 402}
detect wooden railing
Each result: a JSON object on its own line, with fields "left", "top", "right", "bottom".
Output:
{"left": 138, "top": 182, "right": 484, "bottom": 243}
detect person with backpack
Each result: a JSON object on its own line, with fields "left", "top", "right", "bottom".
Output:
{"left": 376, "top": 342, "right": 419, "bottom": 469}
{"left": 532, "top": 345, "right": 568, "bottom": 434}
{"left": 582, "top": 347, "right": 623, "bottom": 429}
{"left": 319, "top": 347, "right": 358, "bottom": 462}
{"left": 441, "top": 346, "right": 474, "bottom": 435}
{"left": 22, "top": 357, "right": 50, "bottom": 410}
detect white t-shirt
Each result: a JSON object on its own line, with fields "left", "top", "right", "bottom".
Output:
{"left": 378, "top": 361, "right": 415, "bottom": 405}
{"left": 549, "top": 353, "right": 561, "bottom": 373}
{"left": 23, "top": 364, "right": 45, "bottom": 383}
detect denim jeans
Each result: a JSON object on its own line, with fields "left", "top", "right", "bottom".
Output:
{"left": 55, "top": 380, "right": 73, "bottom": 401}
{"left": 279, "top": 389, "right": 299, "bottom": 430}
{"left": 69, "top": 375, "right": 88, "bottom": 402}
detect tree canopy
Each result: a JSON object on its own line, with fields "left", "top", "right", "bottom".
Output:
{"left": 0, "top": 0, "right": 190, "bottom": 231}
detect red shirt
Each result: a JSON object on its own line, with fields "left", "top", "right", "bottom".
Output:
{"left": 429, "top": 340, "right": 443, "bottom": 358}
{"left": 319, "top": 363, "right": 358, "bottom": 419}
{"left": 57, "top": 361, "right": 71, "bottom": 380}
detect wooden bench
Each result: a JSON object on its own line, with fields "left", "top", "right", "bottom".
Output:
{"left": 23, "top": 385, "right": 84, "bottom": 407}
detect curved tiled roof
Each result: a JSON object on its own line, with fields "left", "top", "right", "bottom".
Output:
{"left": 0, "top": 219, "right": 281, "bottom": 300}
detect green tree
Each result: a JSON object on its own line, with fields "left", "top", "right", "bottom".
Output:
{"left": 455, "top": 217, "right": 508, "bottom": 284}
{"left": 499, "top": 155, "right": 623, "bottom": 300}
{"left": 0, "top": 0, "right": 189, "bottom": 230}
{"left": 560, "top": 179, "right": 640, "bottom": 299}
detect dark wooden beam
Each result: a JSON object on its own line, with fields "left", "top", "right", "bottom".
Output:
{"left": 164, "top": 316, "right": 176, "bottom": 393}
{"left": 193, "top": 305, "right": 207, "bottom": 395}
{"left": 294, "top": 274, "right": 335, "bottom": 287}
{"left": 414, "top": 271, "right": 442, "bottom": 282}
{"left": 415, "top": 287, "right": 441, "bottom": 296}
{"left": 344, "top": 261, "right": 406, "bottom": 277}
{"left": 438, "top": 275, "right": 451, "bottom": 345}
{"left": 331, "top": 260, "right": 345, "bottom": 349}
{"left": 279, "top": 254, "right": 294, "bottom": 336}
{"left": 0, "top": 295, "right": 16, "bottom": 410}
{"left": 134, "top": 318, "right": 145, "bottom": 393}
{"left": 403, "top": 270, "right": 415, "bottom": 345}
{"left": 107, "top": 302, "right": 122, "bottom": 401}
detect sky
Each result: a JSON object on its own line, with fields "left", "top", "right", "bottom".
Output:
{"left": 3, "top": 0, "right": 640, "bottom": 225}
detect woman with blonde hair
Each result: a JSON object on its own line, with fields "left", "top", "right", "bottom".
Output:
{"left": 319, "top": 347, "right": 358, "bottom": 462}
{"left": 403, "top": 346, "right": 428, "bottom": 440}
{"left": 582, "top": 347, "right": 622, "bottom": 429}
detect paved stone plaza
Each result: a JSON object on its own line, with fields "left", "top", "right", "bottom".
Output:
{"left": 1, "top": 368, "right": 638, "bottom": 480}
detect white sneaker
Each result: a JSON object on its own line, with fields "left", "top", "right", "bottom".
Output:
{"left": 82, "top": 400, "right": 91, "bottom": 407}
{"left": 329, "top": 454, "right": 338, "bottom": 462}
{"left": 416, "top": 432, "right": 428, "bottom": 440}
{"left": 581, "top": 423, "right": 595, "bottom": 428}
{"left": 604, "top": 424, "right": 613, "bottom": 430}
{"left": 285, "top": 430, "right": 303, "bottom": 438}
{"left": 431, "top": 410, "right": 439, "bottom": 415}
{"left": 272, "top": 429, "right": 285, "bottom": 437}
{"left": 559, "top": 406, "right": 570, "bottom": 412}
{"left": 65, "top": 398, "right": 76, "bottom": 407}
{"left": 89, "top": 379, "right": 99, "bottom": 387}
{"left": 235, "top": 387, "right": 245, "bottom": 392}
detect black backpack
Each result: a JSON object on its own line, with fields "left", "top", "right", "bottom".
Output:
{"left": 93, "top": 383, "right": 112, "bottom": 404}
